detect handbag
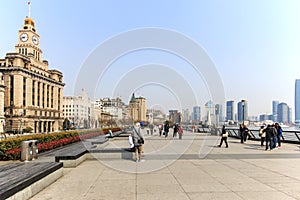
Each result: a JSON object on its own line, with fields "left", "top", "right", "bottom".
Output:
{"left": 222, "top": 132, "right": 228, "bottom": 137}
{"left": 138, "top": 137, "right": 144, "bottom": 144}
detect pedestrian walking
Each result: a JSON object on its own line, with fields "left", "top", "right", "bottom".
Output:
{"left": 173, "top": 123, "right": 179, "bottom": 138}
{"left": 158, "top": 124, "right": 163, "bottom": 136}
{"left": 218, "top": 125, "right": 228, "bottom": 148}
{"left": 178, "top": 125, "right": 183, "bottom": 139}
{"left": 164, "top": 121, "right": 170, "bottom": 138}
{"left": 133, "top": 123, "right": 144, "bottom": 162}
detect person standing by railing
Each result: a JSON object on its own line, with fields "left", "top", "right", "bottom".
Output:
{"left": 265, "top": 124, "right": 277, "bottom": 150}
{"left": 242, "top": 125, "right": 249, "bottom": 143}
{"left": 239, "top": 124, "right": 244, "bottom": 143}
{"left": 259, "top": 125, "right": 266, "bottom": 147}
{"left": 275, "top": 123, "right": 282, "bottom": 148}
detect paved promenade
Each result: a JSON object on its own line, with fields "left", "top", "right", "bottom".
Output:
{"left": 29, "top": 131, "right": 300, "bottom": 200}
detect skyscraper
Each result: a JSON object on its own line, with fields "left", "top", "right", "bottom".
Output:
{"left": 226, "top": 100, "right": 234, "bottom": 121}
{"left": 182, "top": 109, "right": 190, "bottom": 123}
{"left": 193, "top": 106, "right": 201, "bottom": 123}
{"left": 278, "top": 103, "right": 289, "bottom": 124}
{"left": 272, "top": 100, "right": 279, "bottom": 122}
{"left": 237, "top": 100, "right": 248, "bottom": 122}
{"left": 295, "top": 79, "right": 300, "bottom": 124}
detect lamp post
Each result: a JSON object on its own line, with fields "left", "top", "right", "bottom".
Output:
{"left": 241, "top": 100, "right": 246, "bottom": 126}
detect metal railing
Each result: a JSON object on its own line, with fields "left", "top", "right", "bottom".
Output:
{"left": 215, "top": 127, "right": 300, "bottom": 144}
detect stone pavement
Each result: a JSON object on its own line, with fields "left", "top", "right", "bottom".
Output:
{"left": 29, "top": 131, "right": 300, "bottom": 200}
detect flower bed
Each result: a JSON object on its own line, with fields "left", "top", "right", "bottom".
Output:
{"left": 0, "top": 128, "right": 121, "bottom": 161}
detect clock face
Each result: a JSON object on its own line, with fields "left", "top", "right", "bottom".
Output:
{"left": 32, "top": 35, "right": 39, "bottom": 45}
{"left": 20, "top": 33, "right": 28, "bottom": 42}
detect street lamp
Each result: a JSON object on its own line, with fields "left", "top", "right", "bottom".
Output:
{"left": 241, "top": 100, "right": 246, "bottom": 126}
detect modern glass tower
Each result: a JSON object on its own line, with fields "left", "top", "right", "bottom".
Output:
{"left": 193, "top": 106, "right": 201, "bottom": 123}
{"left": 272, "top": 100, "right": 279, "bottom": 122}
{"left": 278, "top": 102, "right": 289, "bottom": 124}
{"left": 237, "top": 100, "right": 248, "bottom": 122}
{"left": 295, "top": 79, "right": 300, "bottom": 124}
{"left": 226, "top": 100, "right": 234, "bottom": 121}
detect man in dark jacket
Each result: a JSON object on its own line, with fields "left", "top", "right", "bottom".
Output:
{"left": 264, "top": 124, "right": 277, "bottom": 150}
{"left": 164, "top": 121, "right": 170, "bottom": 138}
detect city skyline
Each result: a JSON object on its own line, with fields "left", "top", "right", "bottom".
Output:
{"left": 1, "top": 1, "right": 300, "bottom": 117}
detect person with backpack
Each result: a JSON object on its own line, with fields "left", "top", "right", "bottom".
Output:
{"left": 133, "top": 123, "right": 144, "bottom": 162}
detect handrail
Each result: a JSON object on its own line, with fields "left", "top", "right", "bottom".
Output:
{"left": 218, "top": 127, "right": 300, "bottom": 144}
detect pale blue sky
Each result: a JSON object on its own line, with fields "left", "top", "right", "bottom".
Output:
{"left": 1, "top": 0, "right": 300, "bottom": 117}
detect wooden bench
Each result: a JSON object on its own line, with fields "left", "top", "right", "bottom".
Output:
{"left": 54, "top": 142, "right": 94, "bottom": 168}
{"left": 91, "top": 137, "right": 109, "bottom": 145}
{"left": 0, "top": 162, "right": 63, "bottom": 200}
{"left": 53, "top": 130, "right": 129, "bottom": 167}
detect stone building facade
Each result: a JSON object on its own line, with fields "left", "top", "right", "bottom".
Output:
{"left": 62, "top": 90, "right": 95, "bottom": 129}
{"left": 128, "top": 93, "right": 146, "bottom": 122}
{"left": 0, "top": 16, "right": 64, "bottom": 133}
{"left": 0, "top": 73, "right": 5, "bottom": 133}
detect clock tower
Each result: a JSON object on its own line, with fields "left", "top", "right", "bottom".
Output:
{"left": 0, "top": 1, "right": 65, "bottom": 133}
{"left": 15, "top": 17, "right": 42, "bottom": 62}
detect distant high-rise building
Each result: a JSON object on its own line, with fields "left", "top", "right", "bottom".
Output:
{"left": 295, "top": 79, "right": 300, "bottom": 123}
{"left": 216, "top": 104, "right": 223, "bottom": 122}
{"left": 182, "top": 109, "right": 190, "bottom": 123}
{"left": 169, "top": 110, "right": 181, "bottom": 124}
{"left": 226, "top": 100, "right": 234, "bottom": 121}
{"left": 237, "top": 100, "right": 248, "bottom": 122}
{"left": 278, "top": 102, "right": 289, "bottom": 124}
{"left": 272, "top": 100, "right": 279, "bottom": 122}
{"left": 288, "top": 107, "right": 292, "bottom": 124}
{"left": 193, "top": 106, "right": 201, "bottom": 123}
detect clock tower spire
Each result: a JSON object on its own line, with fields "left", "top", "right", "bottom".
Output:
{"left": 15, "top": 1, "right": 43, "bottom": 63}
{"left": 28, "top": 0, "right": 31, "bottom": 18}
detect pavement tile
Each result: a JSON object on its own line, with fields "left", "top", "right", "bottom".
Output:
{"left": 137, "top": 192, "right": 190, "bottom": 200}
{"left": 236, "top": 191, "right": 297, "bottom": 200}
{"left": 181, "top": 183, "right": 230, "bottom": 193}
{"left": 188, "top": 192, "right": 243, "bottom": 200}
{"left": 26, "top": 133, "right": 300, "bottom": 200}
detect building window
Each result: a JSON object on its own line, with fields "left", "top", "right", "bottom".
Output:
{"left": 42, "top": 83, "right": 45, "bottom": 108}
{"left": 51, "top": 86, "right": 54, "bottom": 108}
{"left": 58, "top": 88, "right": 61, "bottom": 110}
{"left": 37, "top": 82, "right": 40, "bottom": 106}
{"left": 10, "top": 75, "right": 14, "bottom": 104}
{"left": 32, "top": 80, "right": 35, "bottom": 106}
{"left": 46, "top": 85, "right": 49, "bottom": 107}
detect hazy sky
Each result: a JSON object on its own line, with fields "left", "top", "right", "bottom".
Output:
{"left": 1, "top": 0, "right": 300, "bottom": 118}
